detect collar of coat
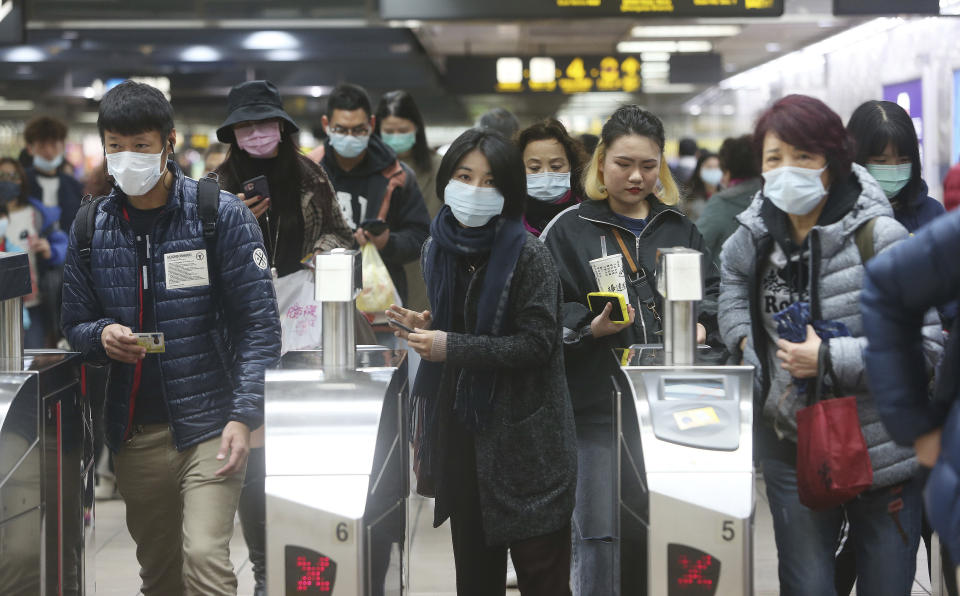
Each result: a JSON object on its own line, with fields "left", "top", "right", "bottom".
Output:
{"left": 576, "top": 193, "right": 684, "bottom": 229}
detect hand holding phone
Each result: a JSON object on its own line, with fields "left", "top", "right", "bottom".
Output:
{"left": 242, "top": 175, "right": 270, "bottom": 202}
{"left": 359, "top": 218, "right": 389, "bottom": 237}
{"left": 388, "top": 318, "right": 415, "bottom": 335}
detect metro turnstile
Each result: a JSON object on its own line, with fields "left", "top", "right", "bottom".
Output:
{"left": 265, "top": 347, "right": 409, "bottom": 596}
{"left": 616, "top": 349, "right": 754, "bottom": 596}
{"left": 0, "top": 251, "right": 94, "bottom": 595}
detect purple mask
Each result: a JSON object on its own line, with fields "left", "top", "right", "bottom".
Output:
{"left": 235, "top": 121, "right": 281, "bottom": 158}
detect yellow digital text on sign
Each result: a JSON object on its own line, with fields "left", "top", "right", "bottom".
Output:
{"left": 621, "top": 0, "right": 674, "bottom": 12}
{"left": 745, "top": 0, "right": 775, "bottom": 8}
{"left": 557, "top": 0, "right": 602, "bottom": 5}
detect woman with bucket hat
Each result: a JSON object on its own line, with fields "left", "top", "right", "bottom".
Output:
{"left": 214, "top": 80, "right": 354, "bottom": 595}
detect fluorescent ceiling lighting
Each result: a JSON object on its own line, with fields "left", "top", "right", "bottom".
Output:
{"left": 310, "top": 86, "right": 324, "bottom": 98}
{"left": 641, "top": 52, "right": 671, "bottom": 62}
{"left": 181, "top": 45, "right": 220, "bottom": 62}
{"left": 618, "top": 40, "right": 712, "bottom": 53}
{"left": 266, "top": 49, "right": 301, "bottom": 61}
{"left": 243, "top": 31, "right": 299, "bottom": 50}
{"left": 643, "top": 83, "right": 698, "bottom": 94}
{"left": 641, "top": 62, "right": 670, "bottom": 74}
{"left": 630, "top": 25, "right": 740, "bottom": 38}
{"left": 6, "top": 46, "right": 45, "bottom": 62}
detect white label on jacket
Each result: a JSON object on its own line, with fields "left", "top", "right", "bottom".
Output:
{"left": 164, "top": 249, "right": 209, "bottom": 289}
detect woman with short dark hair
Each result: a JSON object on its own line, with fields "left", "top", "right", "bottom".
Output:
{"left": 516, "top": 118, "right": 588, "bottom": 236}
{"left": 387, "top": 128, "right": 577, "bottom": 595}
{"left": 719, "top": 94, "right": 943, "bottom": 595}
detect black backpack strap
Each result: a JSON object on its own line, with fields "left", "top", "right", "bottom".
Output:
{"left": 75, "top": 194, "right": 107, "bottom": 269}
{"left": 197, "top": 172, "right": 220, "bottom": 241}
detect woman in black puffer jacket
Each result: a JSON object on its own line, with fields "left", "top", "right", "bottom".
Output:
{"left": 541, "top": 105, "right": 721, "bottom": 596}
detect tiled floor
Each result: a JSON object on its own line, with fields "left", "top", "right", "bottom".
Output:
{"left": 94, "top": 477, "right": 938, "bottom": 595}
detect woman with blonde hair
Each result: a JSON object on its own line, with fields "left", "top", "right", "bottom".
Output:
{"left": 541, "top": 104, "right": 720, "bottom": 595}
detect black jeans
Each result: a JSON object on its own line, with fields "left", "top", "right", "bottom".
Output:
{"left": 448, "top": 431, "right": 572, "bottom": 596}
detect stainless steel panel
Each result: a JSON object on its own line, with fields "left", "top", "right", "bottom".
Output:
{"left": 266, "top": 348, "right": 408, "bottom": 596}
{"left": 620, "top": 360, "right": 754, "bottom": 595}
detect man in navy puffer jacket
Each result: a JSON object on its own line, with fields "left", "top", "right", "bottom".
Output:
{"left": 61, "top": 81, "right": 280, "bottom": 596}
{"left": 862, "top": 208, "right": 960, "bottom": 590}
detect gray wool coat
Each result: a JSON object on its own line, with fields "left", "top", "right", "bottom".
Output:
{"left": 428, "top": 235, "right": 578, "bottom": 546}
{"left": 719, "top": 164, "right": 944, "bottom": 488}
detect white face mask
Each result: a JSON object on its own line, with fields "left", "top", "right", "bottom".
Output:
{"left": 762, "top": 165, "right": 828, "bottom": 215}
{"left": 106, "top": 149, "right": 166, "bottom": 196}
{"left": 526, "top": 172, "right": 571, "bottom": 202}
{"left": 700, "top": 167, "right": 723, "bottom": 187}
{"left": 443, "top": 179, "right": 505, "bottom": 227}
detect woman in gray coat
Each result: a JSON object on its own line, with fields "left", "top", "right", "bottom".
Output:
{"left": 719, "top": 94, "right": 943, "bottom": 595}
{"left": 387, "top": 128, "right": 577, "bottom": 596}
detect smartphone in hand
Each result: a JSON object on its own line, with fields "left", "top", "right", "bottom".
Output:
{"left": 388, "top": 318, "right": 415, "bottom": 335}
{"left": 242, "top": 175, "right": 270, "bottom": 202}
{"left": 359, "top": 218, "right": 389, "bottom": 236}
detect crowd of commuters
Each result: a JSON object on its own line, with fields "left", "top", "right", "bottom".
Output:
{"left": 4, "top": 74, "right": 960, "bottom": 595}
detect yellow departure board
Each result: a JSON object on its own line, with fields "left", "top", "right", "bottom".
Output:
{"left": 382, "top": 0, "right": 783, "bottom": 19}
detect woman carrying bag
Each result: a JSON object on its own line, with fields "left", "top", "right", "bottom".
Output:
{"left": 387, "top": 128, "right": 577, "bottom": 596}
{"left": 718, "top": 94, "right": 943, "bottom": 595}
{"left": 213, "top": 80, "right": 357, "bottom": 596}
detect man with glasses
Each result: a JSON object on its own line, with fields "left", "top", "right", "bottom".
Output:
{"left": 318, "top": 83, "right": 430, "bottom": 305}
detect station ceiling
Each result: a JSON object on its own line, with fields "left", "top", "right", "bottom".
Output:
{"left": 2, "top": 0, "right": 872, "bottom": 124}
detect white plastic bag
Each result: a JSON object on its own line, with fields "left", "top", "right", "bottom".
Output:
{"left": 356, "top": 243, "right": 399, "bottom": 318}
{"left": 274, "top": 269, "right": 322, "bottom": 355}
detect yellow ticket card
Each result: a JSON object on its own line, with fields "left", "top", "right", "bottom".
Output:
{"left": 134, "top": 332, "right": 165, "bottom": 354}
{"left": 673, "top": 406, "right": 720, "bottom": 431}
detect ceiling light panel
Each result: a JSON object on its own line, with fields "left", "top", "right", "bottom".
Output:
{"left": 630, "top": 25, "right": 741, "bottom": 38}
{"left": 243, "top": 31, "right": 300, "bottom": 50}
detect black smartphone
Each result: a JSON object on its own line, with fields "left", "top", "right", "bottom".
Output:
{"left": 388, "top": 318, "right": 415, "bottom": 334}
{"left": 242, "top": 175, "right": 270, "bottom": 202}
{"left": 359, "top": 218, "right": 389, "bottom": 236}
{"left": 586, "top": 292, "right": 629, "bottom": 323}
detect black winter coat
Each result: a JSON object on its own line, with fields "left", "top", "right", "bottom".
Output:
{"left": 429, "top": 235, "right": 578, "bottom": 546}
{"left": 541, "top": 197, "right": 721, "bottom": 413}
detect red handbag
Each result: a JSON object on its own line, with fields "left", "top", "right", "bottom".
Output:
{"left": 795, "top": 355, "right": 873, "bottom": 510}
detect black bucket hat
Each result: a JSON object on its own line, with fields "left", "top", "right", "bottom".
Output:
{"left": 216, "top": 80, "right": 299, "bottom": 143}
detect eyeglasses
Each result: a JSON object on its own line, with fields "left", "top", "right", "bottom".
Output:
{"left": 0, "top": 172, "right": 21, "bottom": 182}
{"left": 328, "top": 125, "right": 371, "bottom": 137}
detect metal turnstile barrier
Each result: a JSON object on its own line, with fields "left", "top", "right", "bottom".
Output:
{"left": 0, "top": 252, "right": 93, "bottom": 595}
{"left": 265, "top": 248, "right": 410, "bottom": 595}
{"left": 613, "top": 248, "right": 755, "bottom": 595}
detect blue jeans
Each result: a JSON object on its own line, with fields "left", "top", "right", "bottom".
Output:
{"left": 763, "top": 458, "right": 922, "bottom": 596}
{"left": 571, "top": 416, "right": 619, "bottom": 596}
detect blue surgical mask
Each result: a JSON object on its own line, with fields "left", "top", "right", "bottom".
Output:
{"left": 443, "top": 179, "right": 505, "bottom": 227}
{"left": 866, "top": 163, "right": 912, "bottom": 199}
{"left": 700, "top": 167, "right": 724, "bottom": 187}
{"left": 0, "top": 181, "right": 19, "bottom": 205}
{"left": 762, "top": 165, "right": 828, "bottom": 215}
{"left": 328, "top": 132, "right": 370, "bottom": 159}
{"left": 527, "top": 172, "right": 571, "bottom": 202}
{"left": 33, "top": 153, "right": 63, "bottom": 172}
{"left": 382, "top": 132, "right": 416, "bottom": 155}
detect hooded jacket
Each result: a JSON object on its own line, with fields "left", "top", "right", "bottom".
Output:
{"left": 61, "top": 162, "right": 281, "bottom": 452}
{"left": 321, "top": 134, "right": 430, "bottom": 303}
{"left": 894, "top": 180, "right": 945, "bottom": 233}
{"left": 860, "top": 208, "right": 960, "bottom": 559}
{"left": 541, "top": 196, "right": 721, "bottom": 413}
{"left": 719, "top": 163, "right": 943, "bottom": 488}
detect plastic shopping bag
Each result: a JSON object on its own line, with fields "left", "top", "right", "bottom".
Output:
{"left": 274, "top": 269, "right": 322, "bottom": 355}
{"left": 355, "top": 242, "right": 399, "bottom": 316}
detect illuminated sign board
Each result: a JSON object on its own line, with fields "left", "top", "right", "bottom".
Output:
{"left": 447, "top": 55, "right": 642, "bottom": 95}
{"left": 667, "top": 544, "right": 721, "bottom": 595}
{"left": 833, "top": 0, "right": 939, "bottom": 15}
{"left": 285, "top": 546, "right": 337, "bottom": 593}
{"left": 383, "top": 0, "right": 782, "bottom": 19}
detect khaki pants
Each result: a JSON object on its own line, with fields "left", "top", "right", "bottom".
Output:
{"left": 115, "top": 424, "right": 245, "bottom": 596}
